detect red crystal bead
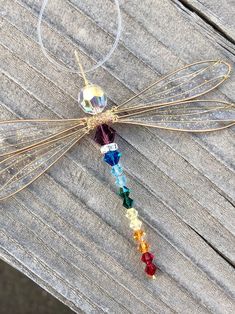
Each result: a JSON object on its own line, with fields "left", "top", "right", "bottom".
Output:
{"left": 141, "top": 252, "right": 154, "bottom": 265}
{"left": 145, "top": 263, "right": 157, "bottom": 276}
{"left": 94, "top": 124, "right": 116, "bottom": 145}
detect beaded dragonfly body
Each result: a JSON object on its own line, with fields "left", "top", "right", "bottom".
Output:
{"left": 1, "top": 60, "right": 234, "bottom": 277}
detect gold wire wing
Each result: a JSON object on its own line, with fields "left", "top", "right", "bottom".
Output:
{"left": 113, "top": 60, "right": 235, "bottom": 132}
{"left": 0, "top": 118, "right": 86, "bottom": 157}
{"left": 115, "top": 100, "right": 235, "bottom": 132}
{"left": 116, "top": 60, "right": 231, "bottom": 110}
{"left": 0, "top": 119, "right": 88, "bottom": 201}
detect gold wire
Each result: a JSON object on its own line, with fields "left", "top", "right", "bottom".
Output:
{"left": 117, "top": 120, "right": 235, "bottom": 132}
{"left": 115, "top": 100, "right": 234, "bottom": 119}
{"left": 0, "top": 130, "right": 88, "bottom": 201}
{"left": 74, "top": 50, "right": 89, "bottom": 86}
{"left": 0, "top": 129, "right": 84, "bottom": 190}
{"left": 115, "top": 74, "right": 229, "bottom": 114}
{"left": 133, "top": 61, "right": 219, "bottom": 100}
{"left": 0, "top": 59, "right": 234, "bottom": 201}
{"left": 0, "top": 120, "right": 86, "bottom": 158}
{"left": 116, "top": 60, "right": 231, "bottom": 109}
{"left": 85, "top": 109, "right": 118, "bottom": 131}
{"left": 0, "top": 126, "right": 87, "bottom": 166}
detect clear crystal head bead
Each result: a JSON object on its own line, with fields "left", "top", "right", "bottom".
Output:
{"left": 78, "top": 84, "right": 107, "bottom": 115}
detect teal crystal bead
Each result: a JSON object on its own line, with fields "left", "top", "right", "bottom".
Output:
{"left": 111, "top": 164, "right": 123, "bottom": 176}
{"left": 119, "top": 186, "right": 130, "bottom": 197}
{"left": 115, "top": 174, "right": 127, "bottom": 187}
{"left": 119, "top": 186, "right": 133, "bottom": 208}
{"left": 123, "top": 196, "right": 134, "bottom": 209}
{"left": 104, "top": 150, "right": 121, "bottom": 166}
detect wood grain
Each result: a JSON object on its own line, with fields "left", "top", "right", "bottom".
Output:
{"left": 0, "top": 0, "right": 235, "bottom": 313}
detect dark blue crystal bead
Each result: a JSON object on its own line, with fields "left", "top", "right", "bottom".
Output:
{"left": 104, "top": 150, "right": 121, "bottom": 166}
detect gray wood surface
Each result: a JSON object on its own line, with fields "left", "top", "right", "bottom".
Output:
{"left": 0, "top": 0, "right": 235, "bottom": 313}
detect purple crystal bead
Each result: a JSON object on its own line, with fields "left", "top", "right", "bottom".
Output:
{"left": 94, "top": 124, "right": 116, "bottom": 146}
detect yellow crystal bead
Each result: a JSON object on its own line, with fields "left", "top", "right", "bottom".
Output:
{"left": 129, "top": 218, "right": 142, "bottom": 230}
{"left": 126, "top": 208, "right": 138, "bottom": 220}
{"left": 133, "top": 229, "right": 145, "bottom": 241}
{"left": 138, "top": 241, "right": 150, "bottom": 253}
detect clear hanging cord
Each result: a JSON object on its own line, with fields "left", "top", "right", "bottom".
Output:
{"left": 37, "top": 0, "right": 122, "bottom": 73}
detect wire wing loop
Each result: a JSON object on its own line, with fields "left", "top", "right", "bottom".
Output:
{"left": 0, "top": 119, "right": 85, "bottom": 157}
{"left": 0, "top": 127, "right": 87, "bottom": 200}
{"left": 116, "top": 100, "right": 235, "bottom": 132}
{"left": 117, "top": 60, "right": 231, "bottom": 110}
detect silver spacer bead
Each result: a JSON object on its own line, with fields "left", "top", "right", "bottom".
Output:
{"left": 100, "top": 143, "right": 118, "bottom": 154}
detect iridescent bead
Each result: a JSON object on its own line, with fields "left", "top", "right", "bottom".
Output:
{"left": 100, "top": 143, "right": 118, "bottom": 154}
{"left": 111, "top": 164, "right": 123, "bottom": 176}
{"left": 78, "top": 84, "right": 107, "bottom": 115}
{"left": 138, "top": 241, "right": 150, "bottom": 253}
{"left": 115, "top": 174, "right": 127, "bottom": 187}
{"left": 133, "top": 230, "right": 145, "bottom": 241}
{"left": 130, "top": 218, "right": 142, "bottom": 230}
{"left": 104, "top": 150, "right": 121, "bottom": 166}
{"left": 125, "top": 208, "right": 138, "bottom": 220}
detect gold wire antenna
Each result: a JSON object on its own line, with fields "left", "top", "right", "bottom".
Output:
{"left": 74, "top": 50, "right": 89, "bottom": 86}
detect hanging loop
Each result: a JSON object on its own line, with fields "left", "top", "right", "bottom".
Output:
{"left": 37, "top": 0, "right": 122, "bottom": 73}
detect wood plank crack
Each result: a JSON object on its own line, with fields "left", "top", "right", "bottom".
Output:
{"left": 173, "top": 0, "right": 235, "bottom": 45}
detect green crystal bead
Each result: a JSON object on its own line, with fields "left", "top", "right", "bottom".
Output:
{"left": 123, "top": 196, "right": 134, "bottom": 209}
{"left": 119, "top": 186, "right": 130, "bottom": 198}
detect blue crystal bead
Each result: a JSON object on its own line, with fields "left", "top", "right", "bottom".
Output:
{"left": 104, "top": 150, "right": 121, "bottom": 166}
{"left": 111, "top": 164, "right": 123, "bottom": 176}
{"left": 115, "top": 174, "right": 127, "bottom": 187}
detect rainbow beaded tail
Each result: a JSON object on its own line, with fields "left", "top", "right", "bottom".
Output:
{"left": 95, "top": 124, "right": 157, "bottom": 278}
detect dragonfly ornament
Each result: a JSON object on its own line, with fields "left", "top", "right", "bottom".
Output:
{"left": 1, "top": 54, "right": 234, "bottom": 277}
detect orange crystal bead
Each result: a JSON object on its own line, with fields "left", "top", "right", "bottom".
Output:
{"left": 138, "top": 241, "right": 150, "bottom": 253}
{"left": 133, "top": 230, "right": 145, "bottom": 241}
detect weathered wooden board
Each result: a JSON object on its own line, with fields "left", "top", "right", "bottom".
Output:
{"left": 0, "top": 0, "right": 235, "bottom": 313}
